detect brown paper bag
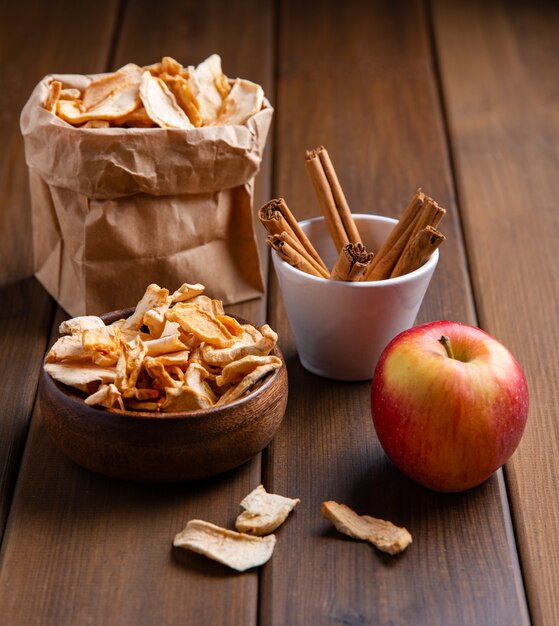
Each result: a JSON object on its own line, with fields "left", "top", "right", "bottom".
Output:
{"left": 20, "top": 73, "right": 273, "bottom": 317}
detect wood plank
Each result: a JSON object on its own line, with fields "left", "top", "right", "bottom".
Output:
{"left": 431, "top": 1, "right": 559, "bottom": 624}
{"left": 0, "top": 0, "right": 120, "bottom": 287}
{"left": 261, "top": 1, "right": 529, "bottom": 624}
{"left": 0, "top": 0, "right": 118, "bottom": 533}
{"left": 0, "top": 279, "right": 54, "bottom": 535}
{"left": 0, "top": 1, "right": 275, "bottom": 624}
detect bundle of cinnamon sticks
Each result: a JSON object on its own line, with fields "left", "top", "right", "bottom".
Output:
{"left": 259, "top": 146, "right": 446, "bottom": 282}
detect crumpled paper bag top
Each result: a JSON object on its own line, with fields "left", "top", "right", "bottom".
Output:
{"left": 20, "top": 73, "right": 273, "bottom": 199}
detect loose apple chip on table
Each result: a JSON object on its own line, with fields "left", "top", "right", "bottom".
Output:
{"left": 44, "top": 281, "right": 281, "bottom": 412}
{"left": 173, "top": 520, "right": 276, "bottom": 572}
{"left": 321, "top": 501, "right": 412, "bottom": 555}
{"left": 235, "top": 485, "right": 300, "bottom": 535}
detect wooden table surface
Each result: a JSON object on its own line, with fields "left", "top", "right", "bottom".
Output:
{"left": 1, "top": 1, "right": 557, "bottom": 624}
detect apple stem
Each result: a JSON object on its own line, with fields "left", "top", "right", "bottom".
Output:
{"left": 439, "top": 335, "right": 455, "bottom": 359}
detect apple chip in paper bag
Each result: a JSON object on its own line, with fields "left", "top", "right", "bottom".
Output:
{"left": 20, "top": 55, "right": 273, "bottom": 316}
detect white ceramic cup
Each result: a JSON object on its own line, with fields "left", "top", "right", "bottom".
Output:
{"left": 271, "top": 214, "right": 439, "bottom": 381}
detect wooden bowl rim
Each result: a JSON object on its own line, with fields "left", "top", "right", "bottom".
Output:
{"left": 42, "top": 307, "right": 286, "bottom": 423}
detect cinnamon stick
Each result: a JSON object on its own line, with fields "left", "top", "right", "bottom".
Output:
{"left": 266, "top": 235, "right": 324, "bottom": 278}
{"left": 389, "top": 198, "right": 445, "bottom": 277}
{"left": 259, "top": 198, "right": 328, "bottom": 272}
{"left": 305, "top": 146, "right": 362, "bottom": 252}
{"left": 274, "top": 231, "right": 330, "bottom": 278}
{"left": 330, "top": 243, "right": 374, "bottom": 281}
{"left": 390, "top": 226, "right": 445, "bottom": 277}
{"left": 360, "top": 189, "right": 425, "bottom": 281}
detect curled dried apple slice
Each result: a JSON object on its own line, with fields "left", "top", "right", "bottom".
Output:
{"left": 84, "top": 383, "right": 124, "bottom": 410}
{"left": 115, "top": 336, "right": 147, "bottom": 393}
{"left": 59, "top": 316, "right": 105, "bottom": 335}
{"left": 187, "top": 53, "right": 225, "bottom": 125}
{"left": 173, "top": 519, "right": 276, "bottom": 572}
{"left": 44, "top": 80, "right": 62, "bottom": 113}
{"left": 82, "top": 62, "right": 142, "bottom": 109}
{"left": 214, "top": 78, "right": 263, "bottom": 126}
{"left": 139, "top": 71, "right": 193, "bottom": 129}
{"left": 44, "top": 362, "right": 116, "bottom": 392}
{"left": 165, "top": 303, "right": 236, "bottom": 348}
{"left": 57, "top": 83, "right": 141, "bottom": 124}
{"left": 235, "top": 485, "right": 300, "bottom": 535}
{"left": 123, "top": 284, "right": 171, "bottom": 331}
{"left": 321, "top": 501, "right": 412, "bottom": 555}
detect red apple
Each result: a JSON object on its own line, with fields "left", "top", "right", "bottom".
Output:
{"left": 371, "top": 321, "right": 528, "bottom": 492}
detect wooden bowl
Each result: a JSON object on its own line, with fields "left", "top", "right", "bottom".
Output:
{"left": 39, "top": 308, "right": 288, "bottom": 482}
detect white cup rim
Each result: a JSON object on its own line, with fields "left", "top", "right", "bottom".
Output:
{"left": 272, "top": 213, "right": 440, "bottom": 286}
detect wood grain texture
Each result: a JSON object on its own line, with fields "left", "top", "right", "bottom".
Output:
{"left": 262, "top": 1, "right": 529, "bottom": 624}
{"left": 0, "top": 0, "right": 120, "bottom": 287}
{"left": 0, "top": 279, "right": 54, "bottom": 535}
{"left": 432, "top": 1, "right": 559, "bottom": 624}
{"left": 0, "top": 1, "right": 275, "bottom": 624}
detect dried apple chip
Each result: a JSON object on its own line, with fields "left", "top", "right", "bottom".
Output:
{"left": 44, "top": 362, "right": 116, "bottom": 392}
{"left": 214, "top": 78, "right": 263, "bottom": 126}
{"left": 184, "top": 361, "right": 218, "bottom": 404}
{"left": 57, "top": 83, "right": 141, "bottom": 124}
{"left": 59, "top": 88, "right": 81, "bottom": 100}
{"left": 215, "top": 359, "right": 281, "bottom": 406}
{"left": 165, "top": 303, "right": 236, "bottom": 348}
{"left": 115, "top": 106, "right": 155, "bottom": 128}
{"left": 123, "top": 284, "right": 170, "bottom": 331}
{"left": 321, "top": 501, "right": 412, "bottom": 555}
{"left": 173, "top": 519, "right": 276, "bottom": 572}
{"left": 124, "top": 400, "right": 161, "bottom": 412}
{"left": 44, "top": 80, "right": 62, "bottom": 113}
{"left": 171, "top": 282, "right": 205, "bottom": 303}
{"left": 159, "top": 56, "right": 183, "bottom": 76}
{"left": 160, "top": 74, "right": 203, "bottom": 128}
{"left": 214, "top": 73, "right": 232, "bottom": 100}
{"left": 46, "top": 334, "right": 92, "bottom": 364}
{"left": 59, "top": 316, "right": 105, "bottom": 335}
{"left": 143, "top": 356, "right": 182, "bottom": 390}
{"left": 84, "top": 383, "right": 124, "bottom": 411}
{"left": 123, "top": 387, "right": 160, "bottom": 401}
{"left": 215, "top": 315, "right": 245, "bottom": 338}
{"left": 115, "top": 336, "right": 147, "bottom": 393}
{"left": 82, "top": 326, "right": 122, "bottom": 367}
{"left": 139, "top": 71, "right": 193, "bottom": 129}
{"left": 187, "top": 54, "right": 225, "bottom": 125}
{"left": 217, "top": 355, "right": 282, "bottom": 387}
{"left": 82, "top": 62, "right": 143, "bottom": 109}
{"left": 235, "top": 485, "right": 300, "bottom": 535}
{"left": 187, "top": 295, "right": 224, "bottom": 316}
{"left": 160, "top": 385, "right": 213, "bottom": 412}
{"left": 144, "top": 350, "right": 190, "bottom": 367}
{"left": 144, "top": 334, "right": 186, "bottom": 357}
{"left": 202, "top": 324, "right": 278, "bottom": 366}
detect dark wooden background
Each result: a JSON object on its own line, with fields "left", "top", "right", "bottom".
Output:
{"left": 0, "top": 1, "right": 557, "bottom": 624}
